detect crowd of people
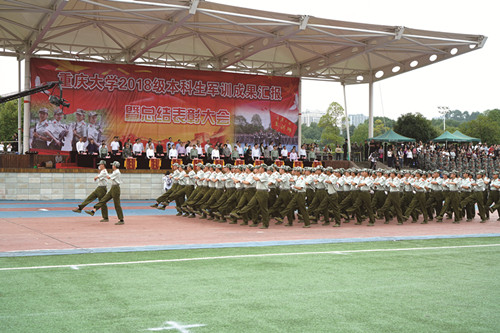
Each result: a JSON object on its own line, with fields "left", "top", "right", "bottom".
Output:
{"left": 147, "top": 163, "right": 500, "bottom": 228}
{"left": 366, "top": 142, "right": 500, "bottom": 178}
{"left": 75, "top": 136, "right": 335, "bottom": 167}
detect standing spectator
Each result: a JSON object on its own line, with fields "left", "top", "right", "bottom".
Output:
{"left": 146, "top": 142, "right": 155, "bottom": 159}
{"left": 189, "top": 144, "right": 199, "bottom": 160}
{"left": 343, "top": 139, "right": 348, "bottom": 160}
{"left": 169, "top": 144, "right": 178, "bottom": 160}
{"left": 406, "top": 148, "right": 413, "bottom": 167}
{"left": 281, "top": 145, "right": 288, "bottom": 159}
{"left": 6, "top": 143, "right": 13, "bottom": 153}
{"left": 289, "top": 146, "right": 298, "bottom": 161}
{"left": 156, "top": 141, "right": 164, "bottom": 156}
{"left": 211, "top": 144, "right": 220, "bottom": 161}
{"left": 76, "top": 137, "right": 86, "bottom": 154}
{"left": 0, "top": 142, "right": 4, "bottom": 153}
{"left": 132, "top": 138, "right": 144, "bottom": 156}
{"left": 369, "top": 151, "right": 378, "bottom": 170}
{"left": 335, "top": 145, "right": 342, "bottom": 160}
{"left": 251, "top": 144, "right": 261, "bottom": 160}
{"left": 110, "top": 136, "right": 120, "bottom": 154}
{"left": 87, "top": 138, "right": 99, "bottom": 154}
{"left": 99, "top": 140, "right": 108, "bottom": 158}
{"left": 121, "top": 143, "right": 131, "bottom": 159}
{"left": 387, "top": 146, "right": 394, "bottom": 167}
{"left": 299, "top": 144, "right": 307, "bottom": 159}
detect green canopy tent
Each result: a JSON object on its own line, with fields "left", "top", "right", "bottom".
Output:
{"left": 369, "top": 129, "right": 415, "bottom": 142}
{"left": 431, "top": 131, "right": 468, "bottom": 144}
{"left": 452, "top": 130, "right": 481, "bottom": 143}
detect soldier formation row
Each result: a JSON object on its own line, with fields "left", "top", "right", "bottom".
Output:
{"left": 150, "top": 163, "right": 500, "bottom": 228}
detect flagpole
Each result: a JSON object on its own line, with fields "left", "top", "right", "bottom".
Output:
{"left": 297, "top": 78, "right": 302, "bottom": 150}
{"left": 342, "top": 83, "right": 351, "bottom": 161}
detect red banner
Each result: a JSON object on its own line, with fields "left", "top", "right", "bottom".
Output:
{"left": 270, "top": 110, "right": 298, "bottom": 137}
{"left": 29, "top": 58, "right": 299, "bottom": 153}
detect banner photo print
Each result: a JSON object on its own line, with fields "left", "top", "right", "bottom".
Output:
{"left": 29, "top": 58, "right": 299, "bottom": 154}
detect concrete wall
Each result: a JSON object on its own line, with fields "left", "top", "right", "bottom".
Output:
{"left": 0, "top": 172, "right": 164, "bottom": 200}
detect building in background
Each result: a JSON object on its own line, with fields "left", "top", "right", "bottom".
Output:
{"left": 302, "top": 109, "right": 325, "bottom": 126}
{"left": 349, "top": 114, "right": 368, "bottom": 127}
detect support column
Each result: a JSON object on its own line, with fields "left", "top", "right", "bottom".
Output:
{"left": 23, "top": 56, "right": 31, "bottom": 154}
{"left": 17, "top": 59, "right": 23, "bottom": 154}
{"left": 297, "top": 78, "right": 302, "bottom": 149}
{"left": 368, "top": 81, "right": 374, "bottom": 139}
{"left": 342, "top": 84, "right": 351, "bottom": 161}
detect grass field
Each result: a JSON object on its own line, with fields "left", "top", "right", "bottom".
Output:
{"left": 1, "top": 237, "right": 499, "bottom": 332}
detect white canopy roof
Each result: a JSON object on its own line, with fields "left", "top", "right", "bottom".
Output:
{"left": 0, "top": 0, "right": 487, "bottom": 84}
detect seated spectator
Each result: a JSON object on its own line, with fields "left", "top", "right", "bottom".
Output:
{"left": 55, "top": 152, "right": 64, "bottom": 164}
{"left": 99, "top": 141, "right": 108, "bottom": 158}
{"left": 87, "top": 138, "right": 99, "bottom": 155}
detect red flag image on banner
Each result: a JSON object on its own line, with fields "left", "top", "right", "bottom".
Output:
{"left": 269, "top": 110, "right": 297, "bottom": 137}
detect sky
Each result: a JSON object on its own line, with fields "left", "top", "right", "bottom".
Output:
{"left": 0, "top": 0, "right": 498, "bottom": 121}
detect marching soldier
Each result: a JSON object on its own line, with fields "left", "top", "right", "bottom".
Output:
{"left": 278, "top": 167, "right": 311, "bottom": 227}
{"left": 85, "top": 161, "right": 124, "bottom": 225}
{"left": 379, "top": 170, "right": 404, "bottom": 224}
{"left": 72, "top": 160, "right": 109, "bottom": 222}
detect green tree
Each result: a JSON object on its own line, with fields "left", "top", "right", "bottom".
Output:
{"left": 459, "top": 113, "right": 500, "bottom": 145}
{"left": 301, "top": 122, "right": 322, "bottom": 144}
{"left": 394, "top": 113, "right": 438, "bottom": 143}
{"left": 350, "top": 118, "right": 390, "bottom": 144}
{"left": 318, "top": 101, "right": 345, "bottom": 145}
{"left": 0, "top": 100, "right": 20, "bottom": 141}
{"left": 351, "top": 122, "right": 368, "bottom": 144}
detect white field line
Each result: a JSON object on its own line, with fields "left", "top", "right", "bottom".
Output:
{"left": 1, "top": 243, "right": 499, "bottom": 272}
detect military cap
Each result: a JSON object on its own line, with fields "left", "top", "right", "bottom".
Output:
{"left": 215, "top": 164, "right": 222, "bottom": 169}
{"left": 196, "top": 163, "right": 203, "bottom": 167}
{"left": 54, "top": 108, "right": 63, "bottom": 115}
{"left": 38, "top": 107, "right": 48, "bottom": 114}
{"left": 75, "top": 108, "right": 85, "bottom": 115}
{"left": 97, "top": 160, "right": 106, "bottom": 166}
{"left": 173, "top": 163, "right": 179, "bottom": 167}
{"left": 112, "top": 161, "right": 120, "bottom": 167}
{"left": 88, "top": 111, "right": 97, "bottom": 117}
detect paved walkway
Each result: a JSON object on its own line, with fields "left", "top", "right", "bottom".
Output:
{"left": 1, "top": 200, "right": 499, "bottom": 256}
